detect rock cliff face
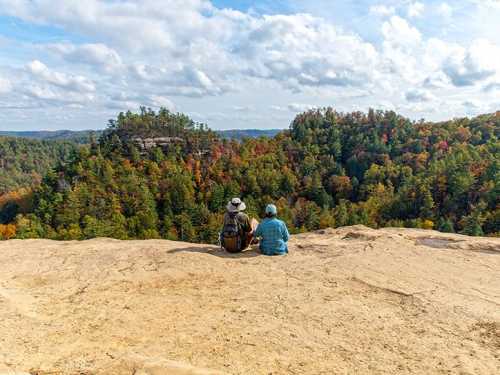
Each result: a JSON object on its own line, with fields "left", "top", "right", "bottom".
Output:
{"left": 132, "top": 137, "right": 184, "bottom": 151}
{"left": 0, "top": 226, "right": 499, "bottom": 374}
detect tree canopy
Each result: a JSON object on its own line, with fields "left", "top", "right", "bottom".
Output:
{"left": 1, "top": 107, "right": 499, "bottom": 241}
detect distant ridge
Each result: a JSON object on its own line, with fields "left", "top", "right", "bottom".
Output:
{"left": 0, "top": 129, "right": 283, "bottom": 143}
{"left": 217, "top": 128, "right": 282, "bottom": 140}
{"left": 0, "top": 130, "right": 101, "bottom": 144}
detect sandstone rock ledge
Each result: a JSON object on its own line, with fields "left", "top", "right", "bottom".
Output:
{"left": 0, "top": 226, "right": 499, "bottom": 374}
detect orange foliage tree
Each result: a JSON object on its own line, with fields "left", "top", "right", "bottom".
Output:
{"left": 0, "top": 224, "right": 16, "bottom": 240}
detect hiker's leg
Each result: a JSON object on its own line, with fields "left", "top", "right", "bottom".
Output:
{"left": 239, "top": 232, "right": 251, "bottom": 250}
{"left": 250, "top": 218, "right": 259, "bottom": 231}
{"left": 249, "top": 218, "right": 260, "bottom": 245}
{"left": 243, "top": 231, "right": 254, "bottom": 249}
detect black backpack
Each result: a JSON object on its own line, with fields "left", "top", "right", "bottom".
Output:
{"left": 222, "top": 212, "right": 242, "bottom": 252}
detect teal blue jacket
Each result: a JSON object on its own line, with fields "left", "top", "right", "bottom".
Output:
{"left": 254, "top": 217, "right": 289, "bottom": 255}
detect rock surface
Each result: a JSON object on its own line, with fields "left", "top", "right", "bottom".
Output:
{"left": 0, "top": 226, "right": 499, "bottom": 374}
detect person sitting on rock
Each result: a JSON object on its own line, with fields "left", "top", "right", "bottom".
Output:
{"left": 220, "top": 198, "right": 256, "bottom": 253}
{"left": 254, "top": 204, "right": 289, "bottom": 256}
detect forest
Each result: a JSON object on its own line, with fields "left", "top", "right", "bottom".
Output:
{"left": 0, "top": 107, "right": 498, "bottom": 241}
{"left": 0, "top": 136, "right": 77, "bottom": 195}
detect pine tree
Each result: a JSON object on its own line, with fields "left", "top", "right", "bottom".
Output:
{"left": 438, "top": 218, "right": 455, "bottom": 233}
{"left": 461, "top": 215, "right": 484, "bottom": 236}
{"left": 334, "top": 200, "right": 349, "bottom": 227}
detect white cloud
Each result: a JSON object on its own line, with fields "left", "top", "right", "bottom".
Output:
{"left": 1, "top": 2, "right": 381, "bottom": 93}
{"left": 0, "top": 0, "right": 499, "bottom": 129}
{"left": 369, "top": 4, "right": 395, "bottom": 17}
{"left": 381, "top": 16, "right": 423, "bottom": 84}
{"left": 104, "top": 92, "right": 175, "bottom": 112}
{"left": 462, "top": 99, "right": 483, "bottom": 115}
{"left": 287, "top": 103, "right": 316, "bottom": 112}
{"left": 407, "top": 2, "right": 425, "bottom": 18}
{"left": 0, "top": 0, "right": 215, "bottom": 53}
{"left": 149, "top": 95, "right": 175, "bottom": 111}
{"left": 232, "top": 105, "right": 254, "bottom": 112}
{"left": 27, "top": 60, "right": 96, "bottom": 92}
{"left": 23, "top": 85, "right": 95, "bottom": 104}
{"left": 128, "top": 63, "right": 232, "bottom": 97}
{"left": 484, "top": 82, "right": 500, "bottom": 92}
{"left": 0, "top": 77, "right": 12, "bottom": 94}
{"left": 423, "top": 71, "right": 451, "bottom": 88}
{"left": 382, "top": 16, "right": 422, "bottom": 47}
{"left": 240, "top": 13, "right": 379, "bottom": 90}
{"left": 269, "top": 103, "right": 316, "bottom": 112}
{"left": 24, "top": 85, "right": 58, "bottom": 101}
{"left": 405, "top": 88, "right": 435, "bottom": 102}
{"left": 437, "top": 3, "right": 453, "bottom": 18}
{"left": 380, "top": 18, "right": 500, "bottom": 90}
{"left": 470, "top": 0, "right": 500, "bottom": 10}
{"left": 442, "top": 39, "right": 500, "bottom": 86}
{"left": 48, "top": 43, "right": 123, "bottom": 72}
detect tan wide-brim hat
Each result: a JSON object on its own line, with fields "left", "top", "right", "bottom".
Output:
{"left": 227, "top": 198, "right": 246, "bottom": 212}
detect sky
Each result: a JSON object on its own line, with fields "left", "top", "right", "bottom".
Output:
{"left": 0, "top": 0, "right": 500, "bottom": 131}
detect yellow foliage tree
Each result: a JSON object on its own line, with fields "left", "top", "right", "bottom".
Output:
{"left": 422, "top": 220, "right": 434, "bottom": 230}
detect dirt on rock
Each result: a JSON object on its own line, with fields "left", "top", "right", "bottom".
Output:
{"left": 0, "top": 225, "right": 499, "bottom": 374}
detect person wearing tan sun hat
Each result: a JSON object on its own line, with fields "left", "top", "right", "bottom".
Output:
{"left": 220, "top": 198, "right": 257, "bottom": 253}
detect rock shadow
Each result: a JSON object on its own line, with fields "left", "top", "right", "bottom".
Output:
{"left": 167, "top": 245, "right": 262, "bottom": 258}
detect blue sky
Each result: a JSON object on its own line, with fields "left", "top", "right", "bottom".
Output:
{"left": 0, "top": 0, "right": 499, "bottom": 131}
